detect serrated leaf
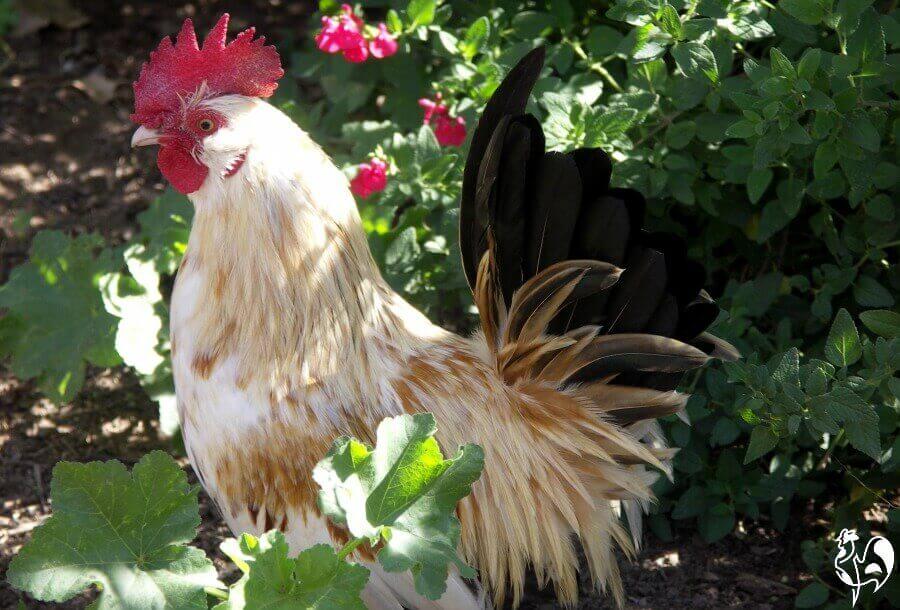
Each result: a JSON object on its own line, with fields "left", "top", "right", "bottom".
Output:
{"left": 826, "top": 308, "right": 862, "bottom": 367}
{"left": 769, "top": 48, "right": 796, "bottom": 80}
{"left": 657, "top": 4, "right": 683, "bottom": 38}
{"left": 744, "top": 426, "right": 779, "bottom": 463}
{"left": 7, "top": 451, "right": 220, "bottom": 609}
{"left": 584, "top": 107, "right": 639, "bottom": 146}
{"left": 406, "top": 0, "right": 436, "bottom": 29}
{"left": 459, "top": 17, "right": 489, "bottom": 61}
{"left": 314, "top": 413, "right": 484, "bottom": 600}
{"left": 216, "top": 532, "right": 368, "bottom": 610}
{"left": 672, "top": 41, "right": 719, "bottom": 83}
{"left": 781, "top": 0, "right": 829, "bottom": 25}
{"left": 0, "top": 231, "right": 121, "bottom": 402}
{"left": 825, "top": 386, "right": 880, "bottom": 459}
{"left": 859, "top": 310, "right": 900, "bottom": 338}
{"left": 846, "top": 8, "right": 885, "bottom": 72}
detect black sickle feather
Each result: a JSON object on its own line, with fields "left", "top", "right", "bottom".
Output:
{"left": 461, "top": 47, "right": 545, "bottom": 289}
{"left": 460, "top": 46, "right": 738, "bottom": 404}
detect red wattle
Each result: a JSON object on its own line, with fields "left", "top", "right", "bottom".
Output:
{"left": 158, "top": 145, "right": 208, "bottom": 194}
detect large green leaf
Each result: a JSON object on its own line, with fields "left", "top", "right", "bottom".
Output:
{"left": 134, "top": 188, "right": 192, "bottom": 275}
{"left": 824, "top": 386, "right": 880, "bottom": 459}
{"left": 216, "top": 531, "right": 369, "bottom": 610}
{"left": 6, "top": 451, "right": 220, "bottom": 609}
{"left": 825, "top": 308, "right": 862, "bottom": 367}
{"left": 313, "top": 413, "right": 484, "bottom": 600}
{"left": 0, "top": 231, "right": 121, "bottom": 401}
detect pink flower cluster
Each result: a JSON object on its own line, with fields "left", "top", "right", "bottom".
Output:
{"left": 419, "top": 95, "right": 467, "bottom": 147}
{"left": 315, "top": 5, "right": 398, "bottom": 63}
{"left": 350, "top": 158, "right": 388, "bottom": 198}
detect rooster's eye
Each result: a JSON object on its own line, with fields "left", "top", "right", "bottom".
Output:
{"left": 198, "top": 118, "right": 215, "bottom": 132}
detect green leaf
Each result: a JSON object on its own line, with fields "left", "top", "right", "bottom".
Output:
{"left": 795, "top": 582, "right": 829, "bottom": 607}
{"left": 846, "top": 8, "right": 885, "bottom": 72}
{"left": 797, "top": 48, "right": 821, "bottom": 80}
{"left": 813, "top": 141, "right": 840, "bottom": 179}
{"left": 744, "top": 426, "right": 779, "bottom": 463}
{"left": 773, "top": 348, "right": 801, "bottom": 386}
{"left": 672, "top": 485, "right": 707, "bottom": 519}
{"left": 135, "top": 188, "right": 192, "bottom": 275}
{"left": 769, "top": 48, "right": 796, "bottom": 80}
{"left": 699, "top": 503, "right": 735, "bottom": 542}
{"left": 584, "top": 107, "right": 639, "bottom": 146}
{"left": 406, "top": 0, "right": 436, "bottom": 29}
{"left": 313, "top": 413, "right": 484, "bottom": 600}
{"left": 386, "top": 9, "right": 403, "bottom": 34}
{"left": 585, "top": 25, "right": 623, "bottom": 56}
{"left": 859, "top": 310, "right": 900, "bottom": 338}
{"left": 6, "top": 451, "right": 220, "bottom": 609}
{"left": 657, "top": 4, "right": 683, "bottom": 38}
{"left": 665, "top": 120, "right": 696, "bottom": 149}
{"left": 459, "top": 17, "right": 489, "bottom": 61}
{"left": 781, "top": 0, "right": 830, "bottom": 25}
{"left": 217, "top": 532, "right": 368, "bottom": 610}
{"left": 746, "top": 168, "right": 773, "bottom": 203}
{"left": 0, "top": 231, "right": 121, "bottom": 402}
{"left": 853, "top": 276, "right": 895, "bottom": 308}
{"left": 672, "top": 41, "right": 719, "bottom": 83}
{"left": 825, "top": 386, "right": 881, "bottom": 459}
{"left": 844, "top": 113, "right": 880, "bottom": 152}
{"left": 825, "top": 308, "right": 862, "bottom": 367}
{"left": 725, "top": 120, "right": 756, "bottom": 138}
{"left": 711, "top": 417, "right": 741, "bottom": 446}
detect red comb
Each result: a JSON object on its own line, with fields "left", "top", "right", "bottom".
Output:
{"left": 131, "top": 14, "right": 284, "bottom": 126}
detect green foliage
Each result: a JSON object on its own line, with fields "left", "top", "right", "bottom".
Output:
{"left": 6, "top": 451, "right": 220, "bottom": 609}
{"left": 314, "top": 413, "right": 484, "bottom": 600}
{"left": 0, "top": 0, "right": 17, "bottom": 36}
{"left": 0, "top": 231, "right": 120, "bottom": 401}
{"left": 216, "top": 532, "right": 369, "bottom": 610}
{"left": 7, "top": 416, "right": 483, "bottom": 609}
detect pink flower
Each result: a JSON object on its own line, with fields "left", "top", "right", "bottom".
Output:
{"left": 434, "top": 114, "right": 467, "bottom": 147}
{"left": 418, "top": 95, "right": 448, "bottom": 125}
{"left": 368, "top": 23, "right": 398, "bottom": 59}
{"left": 350, "top": 158, "right": 388, "bottom": 198}
{"left": 315, "top": 16, "right": 344, "bottom": 53}
{"left": 315, "top": 4, "right": 366, "bottom": 57}
{"left": 342, "top": 38, "right": 370, "bottom": 63}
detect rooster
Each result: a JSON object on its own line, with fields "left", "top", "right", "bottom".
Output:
{"left": 130, "top": 15, "right": 737, "bottom": 609}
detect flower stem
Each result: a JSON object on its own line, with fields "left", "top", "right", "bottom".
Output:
{"left": 337, "top": 536, "right": 368, "bottom": 561}
{"left": 205, "top": 587, "right": 228, "bottom": 601}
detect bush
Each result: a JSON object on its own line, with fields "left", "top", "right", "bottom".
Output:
{"left": 2, "top": 1, "right": 898, "bottom": 608}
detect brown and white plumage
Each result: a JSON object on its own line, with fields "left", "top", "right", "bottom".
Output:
{"left": 130, "top": 21, "right": 736, "bottom": 609}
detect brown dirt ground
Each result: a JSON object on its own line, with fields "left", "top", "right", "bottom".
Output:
{"left": 1, "top": 1, "right": 812, "bottom": 608}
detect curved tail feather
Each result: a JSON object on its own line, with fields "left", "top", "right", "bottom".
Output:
{"left": 457, "top": 47, "right": 738, "bottom": 606}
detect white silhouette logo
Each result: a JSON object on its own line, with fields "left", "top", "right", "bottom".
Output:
{"left": 834, "top": 528, "right": 895, "bottom": 606}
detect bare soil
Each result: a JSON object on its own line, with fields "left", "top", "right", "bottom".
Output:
{"left": 1, "top": 1, "right": 810, "bottom": 608}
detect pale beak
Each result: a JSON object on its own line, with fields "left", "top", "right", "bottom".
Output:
{"left": 131, "top": 125, "right": 161, "bottom": 147}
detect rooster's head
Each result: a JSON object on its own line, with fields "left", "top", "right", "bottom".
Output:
{"left": 130, "top": 15, "right": 284, "bottom": 195}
